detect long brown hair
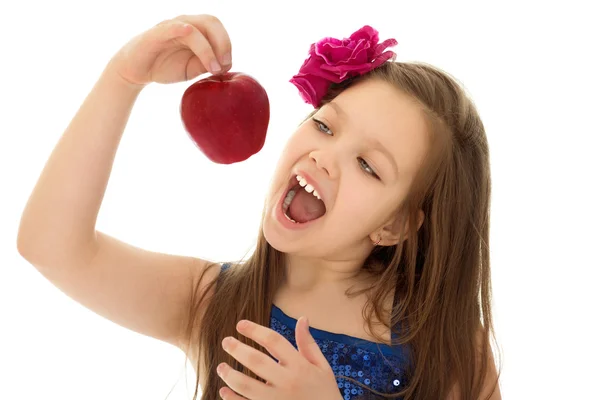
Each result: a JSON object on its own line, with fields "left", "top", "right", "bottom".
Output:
{"left": 179, "top": 61, "right": 501, "bottom": 399}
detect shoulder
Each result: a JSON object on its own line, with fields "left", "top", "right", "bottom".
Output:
{"left": 446, "top": 327, "right": 502, "bottom": 400}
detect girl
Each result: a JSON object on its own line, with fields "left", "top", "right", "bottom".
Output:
{"left": 17, "top": 13, "right": 501, "bottom": 400}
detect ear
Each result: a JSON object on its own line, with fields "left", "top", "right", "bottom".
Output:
{"left": 403, "top": 209, "right": 425, "bottom": 241}
{"left": 371, "top": 209, "right": 424, "bottom": 246}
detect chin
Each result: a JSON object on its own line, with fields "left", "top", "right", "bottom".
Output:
{"left": 261, "top": 210, "right": 300, "bottom": 256}
{"left": 262, "top": 228, "right": 285, "bottom": 253}
{"left": 261, "top": 209, "right": 290, "bottom": 252}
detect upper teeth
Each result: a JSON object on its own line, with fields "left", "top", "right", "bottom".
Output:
{"left": 296, "top": 175, "right": 321, "bottom": 200}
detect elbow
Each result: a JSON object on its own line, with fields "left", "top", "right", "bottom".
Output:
{"left": 16, "top": 225, "right": 98, "bottom": 268}
{"left": 16, "top": 227, "right": 51, "bottom": 266}
{"left": 16, "top": 210, "right": 45, "bottom": 260}
{"left": 16, "top": 226, "right": 36, "bottom": 260}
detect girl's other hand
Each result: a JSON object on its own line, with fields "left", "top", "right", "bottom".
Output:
{"left": 217, "top": 318, "right": 343, "bottom": 400}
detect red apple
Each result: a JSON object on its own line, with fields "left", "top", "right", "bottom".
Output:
{"left": 180, "top": 72, "right": 270, "bottom": 164}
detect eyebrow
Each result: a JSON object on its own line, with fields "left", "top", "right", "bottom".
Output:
{"left": 326, "top": 102, "right": 399, "bottom": 179}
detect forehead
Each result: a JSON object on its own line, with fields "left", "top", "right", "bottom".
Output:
{"left": 324, "top": 79, "right": 430, "bottom": 179}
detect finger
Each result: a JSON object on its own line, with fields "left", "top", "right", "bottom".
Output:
{"left": 235, "top": 320, "right": 299, "bottom": 367}
{"left": 177, "top": 14, "right": 232, "bottom": 69}
{"left": 217, "top": 362, "right": 269, "bottom": 400}
{"left": 175, "top": 23, "right": 221, "bottom": 74}
{"left": 145, "top": 19, "right": 195, "bottom": 49}
{"left": 219, "top": 386, "right": 247, "bottom": 400}
{"left": 221, "top": 336, "right": 286, "bottom": 385}
{"left": 295, "top": 316, "right": 329, "bottom": 368}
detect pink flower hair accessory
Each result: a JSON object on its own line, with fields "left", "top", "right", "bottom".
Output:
{"left": 290, "top": 25, "right": 398, "bottom": 108}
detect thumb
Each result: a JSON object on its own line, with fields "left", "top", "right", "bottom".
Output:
{"left": 296, "top": 317, "right": 328, "bottom": 367}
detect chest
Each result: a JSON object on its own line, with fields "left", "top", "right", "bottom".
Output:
{"left": 272, "top": 287, "right": 394, "bottom": 344}
{"left": 190, "top": 317, "right": 406, "bottom": 400}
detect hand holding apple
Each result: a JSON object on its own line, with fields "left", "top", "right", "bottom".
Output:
{"left": 180, "top": 72, "right": 270, "bottom": 164}
{"left": 107, "top": 11, "right": 268, "bottom": 165}
{"left": 108, "top": 14, "right": 233, "bottom": 88}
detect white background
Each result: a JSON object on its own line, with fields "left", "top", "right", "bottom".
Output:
{"left": 1, "top": 0, "right": 598, "bottom": 399}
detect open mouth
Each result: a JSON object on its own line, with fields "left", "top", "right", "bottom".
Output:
{"left": 281, "top": 175, "right": 327, "bottom": 224}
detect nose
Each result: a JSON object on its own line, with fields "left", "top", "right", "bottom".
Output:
{"left": 309, "top": 149, "right": 338, "bottom": 179}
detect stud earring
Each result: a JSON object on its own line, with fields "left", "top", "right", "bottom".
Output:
{"left": 372, "top": 235, "right": 381, "bottom": 246}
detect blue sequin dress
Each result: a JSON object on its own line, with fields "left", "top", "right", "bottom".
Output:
{"left": 220, "top": 263, "right": 410, "bottom": 399}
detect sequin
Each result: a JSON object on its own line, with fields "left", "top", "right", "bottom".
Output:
{"left": 220, "top": 263, "right": 408, "bottom": 399}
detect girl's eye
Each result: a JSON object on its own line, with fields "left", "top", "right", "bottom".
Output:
{"left": 313, "top": 118, "right": 333, "bottom": 135}
{"left": 312, "top": 118, "right": 381, "bottom": 180}
{"left": 358, "top": 158, "right": 380, "bottom": 180}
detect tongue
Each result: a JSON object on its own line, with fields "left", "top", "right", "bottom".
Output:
{"left": 288, "top": 188, "right": 326, "bottom": 223}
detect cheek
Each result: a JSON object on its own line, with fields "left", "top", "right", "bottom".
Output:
{"left": 332, "top": 187, "right": 372, "bottom": 219}
{"left": 285, "top": 128, "right": 310, "bottom": 152}
{"left": 267, "top": 132, "right": 309, "bottom": 195}
{"left": 277, "top": 130, "right": 311, "bottom": 169}
{"left": 333, "top": 187, "right": 391, "bottom": 228}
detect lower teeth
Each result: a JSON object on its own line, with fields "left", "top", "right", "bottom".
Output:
{"left": 283, "top": 189, "right": 298, "bottom": 223}
{"left": 285, "top": 212, "right": 298, "bottom": 223}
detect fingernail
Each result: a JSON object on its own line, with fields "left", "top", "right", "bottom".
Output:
{"left": 221, "top": 52, "right": 231, "bottom": 66}
{"left": 210, "top": 59, "right": 221, "bottom": 74}
{"left": 302, "top": 316, "right": 310, "bottom": 330}
{"left": 222, "top": 336, "right": 233, "bottom": 349}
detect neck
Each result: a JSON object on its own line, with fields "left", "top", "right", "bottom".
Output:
{"left": 281, "top": 255, "right": 375, "bottom": 296}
